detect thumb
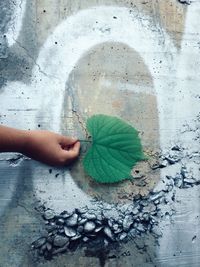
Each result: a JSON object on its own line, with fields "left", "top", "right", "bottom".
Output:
{"left": 59, "top": 136, "right": 78, "bottom": 147}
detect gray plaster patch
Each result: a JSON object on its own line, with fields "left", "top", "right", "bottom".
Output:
{"left": 0, "top": 35, "right": 8, "bottom": 59}
{"left": 0, "top": 1, "right": 14, "bottom": 34}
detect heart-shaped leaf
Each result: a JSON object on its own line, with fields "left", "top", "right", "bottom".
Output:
{"left": 83, "top": 114, "right": 146, "bottom": 183}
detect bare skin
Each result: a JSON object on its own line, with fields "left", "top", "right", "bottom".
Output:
{"left": 0, "top": 126, "right": 80, "bottom": 166}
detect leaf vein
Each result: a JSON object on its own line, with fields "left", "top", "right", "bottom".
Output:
{"left": 95, "top": 145, "right": 128, "bottom": 175}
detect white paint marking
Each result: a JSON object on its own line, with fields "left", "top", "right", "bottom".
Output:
{"left": 33, "top": 6, "right": 177, "bottom": 148}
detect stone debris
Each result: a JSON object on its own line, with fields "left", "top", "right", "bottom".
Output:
{"left": 152, "top": 180, "right": 168, "bottom": 193}
{"left": 136, "top": 223, "right": 146, "bottom": 233}
{"left": 83, "top": 237, "right": 89, "bottom": 242}
{"left": 52, "top": 243, "right": 68, "bottom": 255}
{"left": 119, "top": 232, "right": 127, "bottom": 241}
{"left": 46, "top": 243, "right": 52, "bottom": 251}
{"left": 32, "top": 116, "right": 200, "bottom": 260}
{"left": 33, "top": 157, "right": 198, "bottom": 259}
{"left": 84, "top": 221, "right": 96, "bottom": 232}
{"left": 71, "top": 234, "right": 82, "bottom": 241}
{"left": 122, "top": 215, "right": 133, "bottom": 232}
{"left": 32, "top": 190, "right": 164, "bottom": 259}
{"left": 43, "top": 210, "right": 55, "bottom": 220}
{"left": 65, "top": 213, "right": 78, "bottom": 227}
{"left": 32, "top": 237, "right": 46, "bottom": 249}
{"left": 104, "top": 227, "right": 115, "bottom": 241}
{"left": 61, "top": 211, "right": 72, "bottom": 219}
{"left": 53, "top": 235, "right": 69, "bottom": 247}
{"left": 83, "top": 213, "right": 97, "bottom": 220}
{"left": 149, "top": 191, "right": 165, "bottom": 202}
{"left": 56, "top": 218, "right": 65, "bottom": 225}
{"left": 173, "top": 174, "right": 183, "bottom": 188}
{"left": 78, "top": 218, "right": 88, "bottom": 225}
{"left": 64, "top": 226, "right": 76, "bottom": 237}
{"left": 180, "top": 166, "right": 188, "bottom": 179}
{"left": 151, "top": 225, "right": 163, "bottom": 237}
{"left": 178, "top": 0, "right": 191, "bottom": 4}
{"left": 171, "top": 145, "right": 181, "bottom": 151}
{"left": 95, "top": 226, "right": 104, "bottom": 233}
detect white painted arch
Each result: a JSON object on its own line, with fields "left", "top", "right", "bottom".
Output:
{"left": 32, "top": 6, "right": 177, "bottom": 149}
{"left": 30, "top": 6, "right": 178, "bottom": 212}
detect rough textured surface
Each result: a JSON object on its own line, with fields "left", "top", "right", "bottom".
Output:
{"left": 0, "top": 0, "right": 200, "bottom": 267}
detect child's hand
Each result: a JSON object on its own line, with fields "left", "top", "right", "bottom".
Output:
{"left": 23, "top": 130, "right": 80, "bottom": 166}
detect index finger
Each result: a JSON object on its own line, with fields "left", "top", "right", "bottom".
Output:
{"left": 60, "top": 136, "right": 78, "bottom": 146}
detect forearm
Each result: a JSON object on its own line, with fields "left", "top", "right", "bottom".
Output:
{"left": 0, "top": 125, "right": 28, "bottom": 153}
{"left": 0, "top": 125, "right": 80, "bottom": 166}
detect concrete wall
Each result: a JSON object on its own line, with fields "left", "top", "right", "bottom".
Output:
{"left": 0, "top": 0, "right": 200, "bottom": 266}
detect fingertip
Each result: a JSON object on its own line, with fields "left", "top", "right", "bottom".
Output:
{"left": 74, "top": 140, "right": 81, "bottom": 149}
{"left": 72, "top": 137, "right": 78, "bottom": 142}
{"left": 71, "top": 141, "right": 80, "bottom": 157}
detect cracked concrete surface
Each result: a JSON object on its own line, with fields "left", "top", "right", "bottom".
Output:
{"left": 0, "top": 0, "right": 200, "bottom": 266}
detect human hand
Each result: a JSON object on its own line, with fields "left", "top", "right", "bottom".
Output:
{"left": 22, "top": 130, "right": 80, "bottom": 166}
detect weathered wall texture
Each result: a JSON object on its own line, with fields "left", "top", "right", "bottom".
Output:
{"left": 0, "top": 0, "right": 200, "bottom": 266}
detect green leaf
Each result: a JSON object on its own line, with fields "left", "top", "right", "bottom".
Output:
{"left": 83, "top": 114, "right": 146, "bottom": 183}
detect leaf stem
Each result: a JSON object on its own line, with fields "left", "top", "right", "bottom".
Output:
{"left": 79, "top": 139, "right": 92, "bottom": 143}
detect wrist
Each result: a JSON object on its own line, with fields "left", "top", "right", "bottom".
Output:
{"left": 19, "top": 130, "right": 31, "bottom": 154}
{"left": 8, "top": 129, "right": 28, "bottom": 154}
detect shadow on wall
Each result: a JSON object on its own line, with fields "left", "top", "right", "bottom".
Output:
{"left": 63, "top": 41, "right": 160, "bottom": 203}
